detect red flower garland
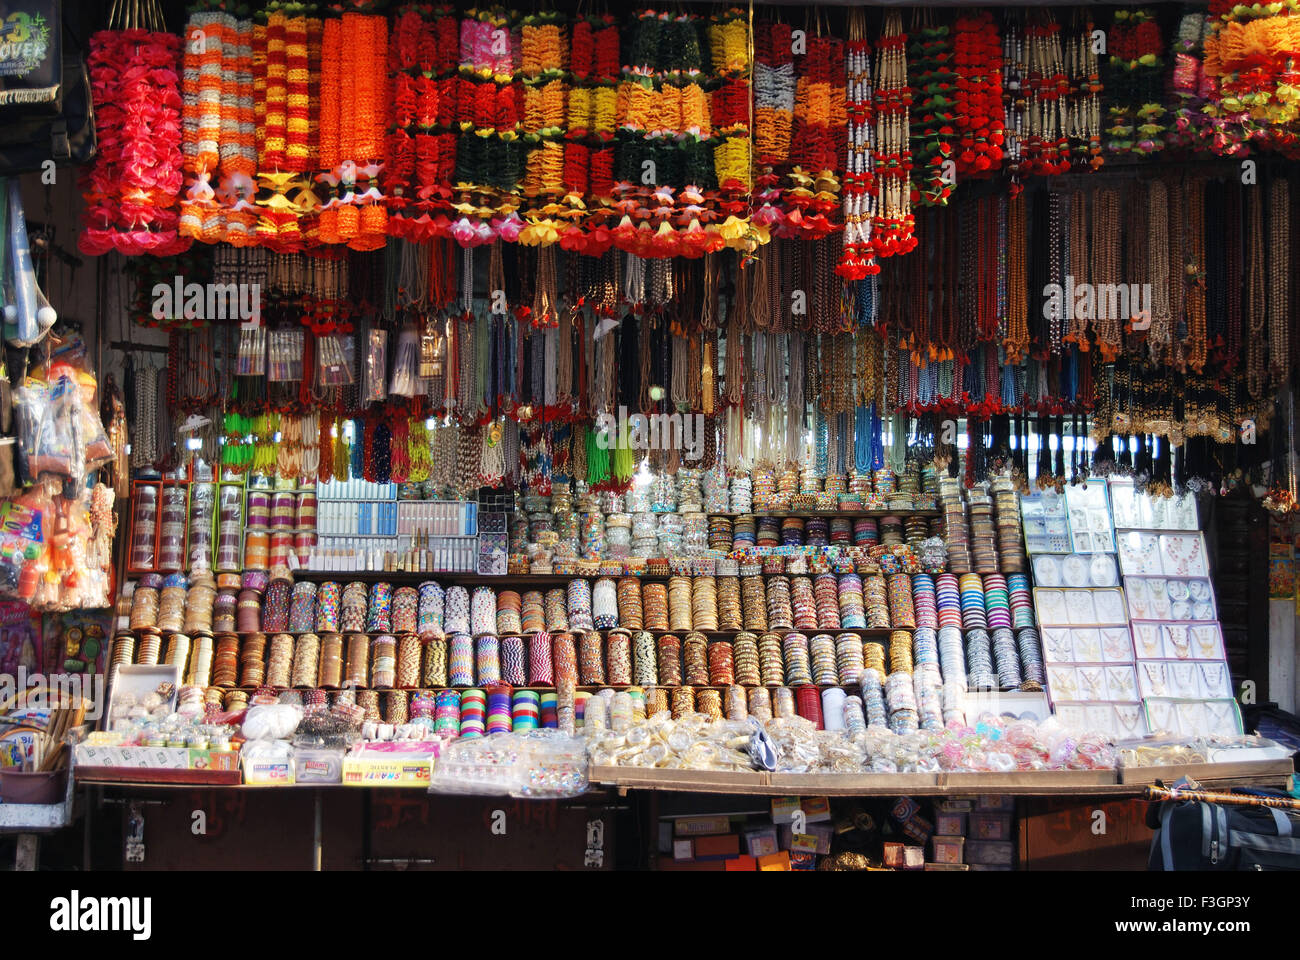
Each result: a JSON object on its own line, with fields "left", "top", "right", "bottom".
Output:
{"left": 952, "top": 11, "right": 1005, "bottom": 177}
{"left": 79, "top": 29, "right": 189, "bottom": 256}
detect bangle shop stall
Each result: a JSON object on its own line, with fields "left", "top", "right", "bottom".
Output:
{"left": 3, "top": 0, "right": 1300, "bottom": 872}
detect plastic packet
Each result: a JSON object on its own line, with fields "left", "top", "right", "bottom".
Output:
{"left": 317, "top": 334, "right": 355, "bottom": 387}
{"left": 388, "top": 325, "right": 424, "bottom": 397}
{"left": 268, "top": 329, "right": 305, "bottom": 382}
{"left": 363, "top": 328, "right": 388, "bottom": 403}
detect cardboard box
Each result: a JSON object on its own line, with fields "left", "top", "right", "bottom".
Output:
{"left": 976, "top": 795, "right": 1015, "bottom": 813}
{"left": 73, "top": 744, "right": 239, "bottom": 771}
{"left": 925, "top": 862, "right": 970, "bottom": 871}
{"left": 757, "top": 851, "right": 792, "bottom": 871}
{"left": 966, "top": 840, "right": 1015, "bottom": 866}
{"left": 891, "top": 796, "right": 921, "bottom": 822}
{"left": 294, "top": 748, "right": 344, "bottom": 784}
{"left": 658, "top": 857, "right": 725, "bottom": 872}
{"left": 902, "top": 846, "right": 926, "bottom": 870}
{"left": 801, "top": 796, "right": 832, "bottom": 823}
{"left": 789, "top": 833, "right": 820, "bottom": 856}
{"left": 882, "top": 841, "right": 906, "bottom": 869}
{"left": 901, "top": 814, "right": 933, "bottom": 845}
{"left": 341, "top": 741, "right": 439, "bottom": 787}
{"left": 935, "top": 799, "right": 973, "bottom": 813}
{"left": 781, "top": 822, "right": 833, "bottom": 854}
{"left": 673, "top": 839, "right": 695, "bottom": 861}
{"left": 744, "top": 826, "right": 780, "bottom": 858}
{"left": 934, "top": 812, "right": 967, "bottom": 837}
{"left": 931, "top": 835, "right": 965, "bottom": 865}
{"left": 243, "top": 757, "right": 295, "bottom": 786}
{"left": 770, "top": 797, "right": 802, "bottom": 824}
{"left": 695, "top": 834, "right": 741, "bottom": 859}
{"left": 105, "top": 664, "right": 180, "bottom": 733}
{"left": 969, "top": 812, "right": 1013, "bottom": 842}
{"left": 725, "top": 855, "right": 757, "bottom": 871}
{"left": 675, "top": 815, "right": 732, "bottom": 837}
{"left": 790, "top": 850, "right": 818, "bottom": 871}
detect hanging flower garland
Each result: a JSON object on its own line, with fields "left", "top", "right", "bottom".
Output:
{"left": 1203, "top": 2, "right": 1300, "bottom": 158}
{"left": 1065, "top": 12, "right": 1103, "bottom": 169}
{"left": 178, "top": 6, "right": 227, "bottom": 243}
{"left": 79, "top": 28, "right": 189, "bottom": 256}
{"left": 452, "top": 5, "right": 525, "bottom": 246}
{"left": 1022, "top": 13, "right": 1072, "bottom": 176}
{"left": 788, "top": 33, "right": 845, "bottom": 234}
{"left": 837, "top": 7, "right": 876, "bottom": 279}
{"left": 1166, "top": 10, "right": 1219, "bottom": 153}
{"left": 559, "top": 13, "right": 618, "bottom": 254}
{"left": 708, "top": 7, "right": 752, "bottom": 248}
{"left": 613, "top": 10, "right": 712, "bottom": 258}
{"left": 952, "top": 10, "right": 1005, "bottom": 178}
{"left": 1103, "top": 8, "right": 1166, "bottom": 156}
{"left": 908, "top": 17, "right": 958, "bottom": 206}
{"left": 252, "top": 5, "right": 317, "bottom": 252}
{"left": 871, "top": 11, "right": 915, "bottom": 258}
{"left": 387, "top": 5, "right": 459, "bottom": 241}
{"left": 221, "top": 12, "right": 258, "bottom": 245}
{"left": 317, "top": 7, "right": 389, "bottom": 251}
{"left": 752, "top": 19, "right": 794, "bottom": 237}
{"left": 519, "top": 11, "right": 568, "bottom": 245}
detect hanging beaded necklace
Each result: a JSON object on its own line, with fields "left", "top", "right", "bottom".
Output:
{"left": 1269, "top": 177, "right": 1290, "bottom": 383}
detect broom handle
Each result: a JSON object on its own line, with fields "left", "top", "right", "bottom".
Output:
{"left": 1145, "top": 785, "right": 1300, "bottom": 811}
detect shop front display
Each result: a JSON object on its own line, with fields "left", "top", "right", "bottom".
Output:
{"left": 2, "top": 0, "right": 1299, "bottom": 878}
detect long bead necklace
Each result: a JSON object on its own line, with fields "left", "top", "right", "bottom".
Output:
{"left": 1269, "top": 177, "right": 1290, "bottom": 383}
{"left": 1185, "top": 180, "right": 1208, "bottom": 376}
{"left": 1147, "top": 180, "right": 1172, "bottom": 362}
{"left": 1091, "top": 187, "right": 1122, "bottom": 360}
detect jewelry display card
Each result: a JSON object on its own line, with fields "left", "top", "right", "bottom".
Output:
{"left": 1143, "top": 697, "right": 1243, "bottom": 737}
{"left": 1035, "top": 588, "right": 1127, "bottom": 627}
{"left": 1108, "top": 480, "right": 1199, "bottom": 532}
{"left": 1137, "top": 659, "right": 1232, "bottom": 699}
{"left": 1123, "top": 577, "right": 1217, "bottom": 622}
{"left": 1053, "top": 701, "right": 1148, "bottom": 738}
{"left": 1034, "top": 552, "right": 1119, "bottom": 588}
{"left": 1159, "top": 533, "right": 1209, "bottom": 578}
{"left": 1064, "top": 484, "right": 1115, "bottom": 554}
{"left": 1117, "top": 531, "right": 1164, "bottom": 576}
{"left": 1021, "top": 493, "right": 1070, "bottom": 555}
{"left": 1130, "top": 620, "right": 1225, "bottom": 662}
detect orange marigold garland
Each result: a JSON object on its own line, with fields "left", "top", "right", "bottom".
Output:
{"left": 519, "top": 11, "right": 568, "bottom": 246}
{"left": 613, "top": 10, "right": 715, "bottom": 258}
{"left": 318, "top": 8, "right": 389, "bottom": 251}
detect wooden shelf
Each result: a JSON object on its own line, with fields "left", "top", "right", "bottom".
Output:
{"left": 709, "top": 509, "right": 941, "bottom": 520}
{"left": 589, "top": 760, "right": 1294, "bottom": 798}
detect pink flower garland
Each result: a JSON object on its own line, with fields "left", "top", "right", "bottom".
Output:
{"left": 78, "top": 29, "right": 189, "bottom": 256}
